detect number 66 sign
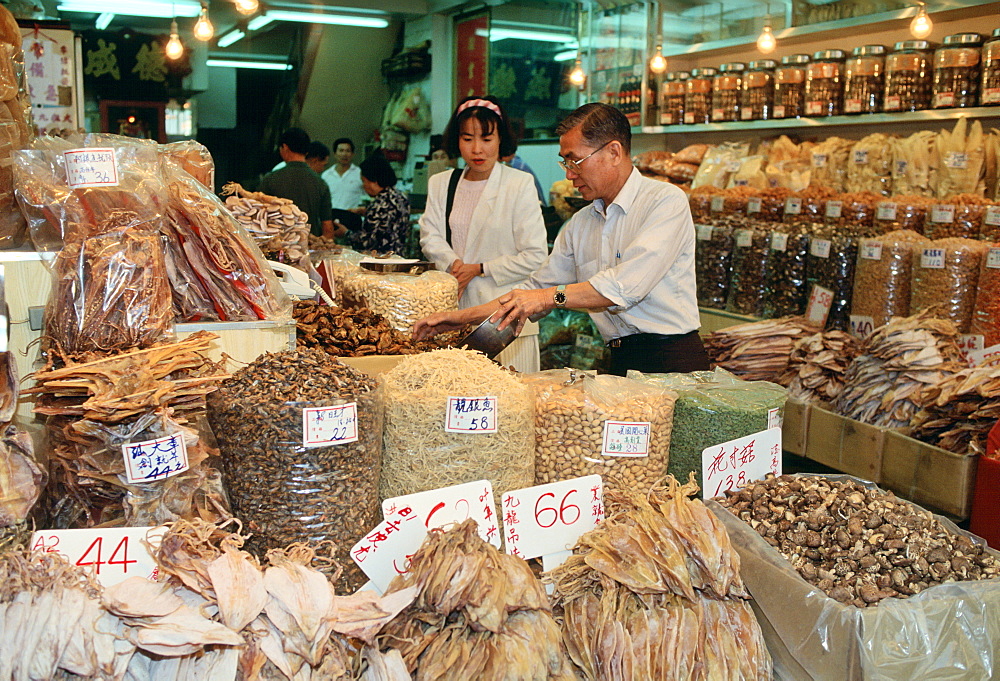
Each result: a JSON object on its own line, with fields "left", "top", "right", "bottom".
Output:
{"left": 30, "top": 526, "right": 166, "bottom": 588}
{"left": 501, "top": 475, "right": 604, "bottom": 560}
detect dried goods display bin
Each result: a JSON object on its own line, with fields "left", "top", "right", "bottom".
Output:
{"left": 804, "top": 405, "right": 884, "bottom": 483}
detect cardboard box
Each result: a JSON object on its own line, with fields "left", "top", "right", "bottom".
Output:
{"left": 880, "top": 431, "right": 978, "bottom": 519}
{"left": 782, "top": 398, "right": 810, "bottom": 456}
{"left": 339, "top": 355, "right": 408, "bottom": 377}
{"left": 804, "top": 406, "right": 883, "bottom": 483}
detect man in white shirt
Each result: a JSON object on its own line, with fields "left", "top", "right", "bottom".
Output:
{"left": 414, "top": 102, "right": 709, "bottom": 375}
{"left": 321, "top": 137, "right": 365, "bottom": 232}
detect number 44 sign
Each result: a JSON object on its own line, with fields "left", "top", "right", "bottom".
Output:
{"left": 702, "top": 428, "right": 782, "bottom": 500}
{"left": 501, "top": 475, "right": 604, "bottom": 562}
{"left": 30, "top": 526, "right": 166, "bottom": 588}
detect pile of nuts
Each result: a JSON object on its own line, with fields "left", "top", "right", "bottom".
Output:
{"left": 717, "top": 475, "right": 1000, "bottom": 607}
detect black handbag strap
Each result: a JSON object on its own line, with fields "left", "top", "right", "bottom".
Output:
{"left": 444, "top": 167, "right": 462, "bottom": 247}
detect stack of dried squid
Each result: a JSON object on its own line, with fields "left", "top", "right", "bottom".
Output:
{"left": 833, "top": 311, "right": 967, "bottom": 428}
{"left": 222, "top": 182, "right": 309, "bottom": 266}
{"left": 909, "top": 364, "right": 1000, "bottom": 455}
{"left": 373, "top": 519, "right": 578, "bottom": 680}
{"left": 704, "top": 317, "right": 819, "bottom": 382}
{"left": 781, "top": 331, "right": 864, "bottom": 403}
{"left": 545, "top": 476, "right": 771, "bottom": 681}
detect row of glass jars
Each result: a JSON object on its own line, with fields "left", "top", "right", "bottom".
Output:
{"left": 659, "top": 27, "right": 1000, "bottom": 124}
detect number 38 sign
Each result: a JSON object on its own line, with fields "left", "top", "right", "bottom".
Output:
{"left": 30, "top": 526, "right": 166, "bottom": 587}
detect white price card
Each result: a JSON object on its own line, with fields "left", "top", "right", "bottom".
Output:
{"left": 973, "top": 343, "right": 1000, "bottom": 366}
{"left": 806, "top": 101, "right": 823, "bottom": 116}
{"left": 741, "top": 108, "right": 754, "bottom": 121}
{"left": 849, "top": 315, "right": 876, "bottom": 340}
{"left": 121, "top": 433, "right": 189, "bottom": 484}
{"left": 921, "top": 248, "right": 945, "bottom": 269}
{"left": 710, "top": 195, "right": 725, "bottom": 212}
{"left": 811, "top": 153, "right": 828, "bottom": 168}
{"left": 770, "top": 232, "right": 788, "bottom": 252}
{"left": 894, "top": 160, "right": 908, "bottom": 176}
{"left": 735, "top": 229, "right": 752, "bottom": 248}
{"left": 985, "top": 206, "right": 1000, "bottom": 227}
{"left": 302, "top": 403, "right": 358, "bottom": 447}
{"left": 382, "top": 479, "right": 500, "bottom": 548}
{"left": 853, "top": 149, "right": 869, "bottom": 165}
{"left": 773, "top": 105, "right": 786, "bottom": 118}
{"left": 64, "top": 148, "right": 119, "bottom": 188}
{"left": 876, "top": 202, "right": 898, "bottom": 221}
{"left": 445, "top": 396, "right": 497, "bottom": 433}
{"left": 845, "top": 99, "right": 863, "bottom": 114}
{"left": 702, "top": 428, "right": 782, "bottom": 500}
{"left": 502, "top": 476, "right": 604, "bottom": 561}
{"left": 805, "top": 284, "right": 834, "bottom": 326}
{"left": 30, "top": 526, "right": 166, "bottom": 588}
{"left": 957, "top": 334, "right": 985, "bottom": 367}
{"left": 988, "top": 248, "right": 1000, "bottom": 269}
{"left": 747, "top": 197, "right": 762, "bottom": 214}
{"left": 350, "top": 508, "right": 426, "bottom": 593}
{"left": 767, "top": 408, "right": 782, "bottom": 430}
{"left": 825, "top": 200, "right": 843, "bottom": 218}
{"left": 885, "top": 95, "right": 902, "bottom": 111}
{"left": 944, "top": 151, "right": 968, "bottom": 169}
{"left": 860, "top": 242, "right": 883, "bottom": 260}
{"left": 931, "top": 204, "right": 955, "bottom": 223}
{"left": 696, "top": 225, "right": 714, "bottom": 241}
{"left": 602, "top": 421, "right": 650, "bottom": 457}
{"left": 810, "top": 238, "right": 832, "bottom": 259}
{"left": 785, "top": 197, "right": 802, "bottom": 215}
{"left": 934, "top": 92, "right": 955, "bottom": 108}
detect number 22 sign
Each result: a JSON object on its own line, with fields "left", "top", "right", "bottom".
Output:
{"left": 30, "top": 526, "right": 166, "bottom": 587}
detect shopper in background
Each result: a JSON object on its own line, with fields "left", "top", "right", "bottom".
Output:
{"left": 260, "top": 128, "right": 336, "bottom": 238}
{"left": 415, "top": 102, "right": 709, "bottom": 375}
{"left": 419, "top": 95, "right": 548, "bottom": 373}
{"left": 270, "top": 140, "right": 330, "bottom": 173}
{"left": 501, "top": 149, "right": 546, "bottom": 205}
{"left": 322, "top": 137, "right": 365, "bottom": 232}
{"left": 350, "top": 153, "right": 410, "bottom": 255}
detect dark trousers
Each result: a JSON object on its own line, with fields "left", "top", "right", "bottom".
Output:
{"left": 606, "top": 330, "right": 711, "bottom": 376}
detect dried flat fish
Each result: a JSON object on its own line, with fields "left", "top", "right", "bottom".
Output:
{"left": 909, "top": 364, "right": 1000, "bottom": 455}
{"left": 222, "top": 182, "right": 309, "bottom": 267}
{"left": 704, "top": 316, "right": 819, "bottom": 383}
{"left": 782, "top": 331, "right": 864, "bottom": 403}
{"left": 0, "top": 424, "right": 43, "bottom": 527}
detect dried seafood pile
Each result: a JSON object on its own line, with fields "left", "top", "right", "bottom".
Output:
{"left": 0, "top": 4, "right": 32, "bottom": 249}
{"left": 704, "top": 317, "right": 819, "bottom": 382}
{"left": 294, "top": 301, "right": 446, "bottom": 356}
{"left": 546, "top": 477, "right": 771, "bottom": 680}
{"left": 373, "top": 519, "right": 577, "bottom": 680}
{"left": 908, "top": 364, "right": 1000, "bottom": 455}
{"left": 717, "top": 475, "right": 1000, "bottom": 607}
{"left": 0, "top": 425, "right": 43, "bottom": 552}
{"left": 781, "top": 331, "right": 863, "bottom": 403}
{"left": 833, "top": 311, "right": 966, "bottom": 428}
{"left": 160, "top": 139, "right": 215, "bottom": 190}
{"left": 222, "top": 182, "right": 309, "bottom": 265}
{"left": 308, "top": 234, "right": 341, "bottom": 253}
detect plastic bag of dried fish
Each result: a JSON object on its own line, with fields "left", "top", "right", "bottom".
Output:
{"left": 695, "top": 221, "right": 733, "bottom": 309}
{"left": 873, "top": 195, "right": 932, "bottom": 234}
{"left": 221, "top": 182, "right": 310, "bottom": 266}
{"left": 160, "top": 139, "right": 215, "bottom": 190}
{"left": 971, "top": 245, "right": 1000, "bottom": 348}
{"left": 725, "top": 223, "right": 771, "bottom": 316}
{"left": 806, "top": 232, "right": 858, "bottom": 331}
{"left": 0, "top": 425, "right": 43, "bottom": 552}
{"left": 909, "top": 237, "right": 988, "bottom": 333}
{"left": 935, "top": 118, "right": 986, "bottom": 198}
{"left": 691, "top": 142, "right": 750, "bottom": 189}
{"left": 852, "top": 230, "right": 929, "bottom": 330}
{"left": 892, "top": 131, "right": 938, "bottom": 197}
{"left": 809, "top": 137, "right": 855, "bottom": 192}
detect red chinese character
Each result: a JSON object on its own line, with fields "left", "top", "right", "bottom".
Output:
{"left": 510, "top": 546, "right": 521, "bottom": 557}
{"left": 483, "top": 505, "right": 493, "bottom": 521}
{"left": 504, "top": 510, "right": 519, "bottom": 525}
{"left": 352, "top": 545, "right": 370, "bottom": 562}
{"left": 479, "top": 490, "right": 489, "bottom": 503}
{"left": 503, "top": 496, "right": 520, "bottom": 508}
{"left": 392, "top": 554, "right": 413, "bottom": 574}
{"left": 592, "top": 502, "right": 604, "bottom": 518}
{"left": 368, "top": 530, "right": 388, "bottom": 544}
{"left": 737, "top": 442, "right": 756, "bottom": 466}
{"left": 384, "top": 519, "right": 401, "bottom": 534}
{"left": 486, "top": 525, "right": 497, "bottom": 540}
{"left": 708, "top": 448, "right": 730, "bottom": 476}
{"left": 506, "top": 529, "right": 518, "bottom": 542}
{"left": 591, "top": 486, "right": 601, "bottom": 501}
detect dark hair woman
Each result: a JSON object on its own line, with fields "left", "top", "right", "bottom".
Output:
{"left": 352, "top": 153, "right": 410, "bottom": 255}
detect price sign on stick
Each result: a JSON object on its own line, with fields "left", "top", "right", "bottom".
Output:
{"left": 502, "top": 475, "right": 604, "bottom": 562}
{"left": 850, "top": 315, "right": 875, "bottom": 340}
{"left": 30, "top": 526, "right": 166, "bottom": 587}
{"left": 351, "top": 507, "right": 426, "bottom": 593}
{"left": 383, "top": 480, "right": 500, "bottom": 548}
{"left": 445, "top": 396, "right": 497, "bottom": 433}
{"left": 702, "top": 428, "right": 782, "bottom": 500}
{"left": 121, "top": 433, "right": 189, "bottom": 484}
{"left": 64, "top": 148, "right": 119, "bottom": 188}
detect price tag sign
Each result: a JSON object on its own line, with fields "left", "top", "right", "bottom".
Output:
{"left": 921, "top": 248, "right": 945, "bottom": 269}
{"left": 121, "top": 434, "right": 189, "bottom": 484}
{"left": 64, "top": 148, "right": 119, "bottom": 188}
{"left": 702, "top": 428, "right": 782, "bottom": 500}
{"left": 501, "top": 475, "right": 604, "bottom": 561}
{"left": 825, "top": 200, "right": 843, "bottom": 218}
{"left": 735, "top": 229, "right": 752, "bottom": 248}
{"left": 445, "top": 396, "right": 497, "bottom": 433}
{"left": 726, "top": 160, "right": 742, "bottom": 173}
{"left": 733, "top": 179, "right": 749, "bottom": 187}
{"left": 351, "top": 508, "right": 427, "bottom": 593}
{"left": 810, "top": 238, "right": 832, "bottom": 259}
{"left": 806, "top": 101, "right": 823, "bottom": 116}
{"left": 30, "top": 526, "right": 165, "bottom": 587}
{"left": 696, "top": 225, "right": 714, "bottom": 241}
{"left": 885, "top": 95, "right": 902, "bottom": 111}
{"left": 985, "top": 88, "right": 1000, "bottom": 105}
{"left": 931, "top": 204, "right": 955, "bottom": 223}
{"left": 986, "top": 206, "right": 1000, "bottom": 227}
{"left": 850, "top": 315, "right": 876, "bottom": 340}
{"left": 773, "top": 104, "right": 786, "bottom": 118}
{"left": 956, "top": 334, "right": 985, "bottom": 366}
{"left": 853, "top": 149, "right": 869, "bottom": 165}
{"left": 747, "top": 197, "right": 762, "bottom": 214}
{"left": 860, "top": 242, "right": 883, "bottom": 260}
{"left": 602, "top": 421, "right": 650, "bottom": 457}
{"left": 767, "top": 408, "right": 782, "bottom": 430}
{"left": 988, "top": 248, "right": 1000, "bottom": 269}
{"left": 876, "top": 202, "right": 898, "bottom": 221}
{"left": 382, "top": 479, "right": 500, "bottom": 548}
{"left": 805, "top": 284, "right": 834, "bottom": 326}
{"left": 811, "top": 153, "right": 828, "bottom": 168}
{"left": 303, "top": 403, "right": 358, "bottom": 447}
{"left": 974, "top": 342, "right": 1000, "bottom": 366}
{"left": 934, "top": 92, "right": 955, "bottom": 108}
{"left": 894, "top": 160, "right": 909, "bottom": 176}
{"left": 710, "top": 195, "right": 725, "bottom": 212}
{"left": 770, "top": 232, "right": 788, "bottom": 252}
{"left": 845, "top": 99, "right": 863, "bottom": 113}
{"left": 944, "top": 151, "right": 969, "bottom": 169}
{"left": 785, "top": 197, "right": 802, "bottom": 215}
{"left": 741, "top": 108, "right": 753, "bottom": 121}
{"left": 683, "top": 112, "right": 696, "bottom": 124}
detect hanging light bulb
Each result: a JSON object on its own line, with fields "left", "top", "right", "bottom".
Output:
{"left": 165, "top": 20, "right": 184, "bottom": 60}
{"left": 910, "top": 2, "right": 932, "bottom": 39}
{"left": 234, "top": 0, "right": 258, "bottom": 15}
{"left": 192, "top": 4, "right": 214, "bottom": 41}
{"left": 568, "top": 57, "right": 586, "bottom": 87}
{"left": 756, "top": 24, "right": 776, "bottom": 54}
{"left": 649, "top": 43, "right": 667, "bottom": 74}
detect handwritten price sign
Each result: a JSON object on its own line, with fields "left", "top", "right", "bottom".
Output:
{"left": 702, "top": 428, "right": 782, "bottom": 500}
{"left": 382, "top": 479, "right": 500, "bottom": 548}
{"left": 64, "top": 148, "right": 118, "bottom": 188}
{"left": 502, "top": 475, "right": 604, "bottom": 561}
{"left": 121, "top": 433, "right": 189, "bottom": 484}
{"left": 445, "top": 396, "right": 497, "bottom": 433}
{"left": 602, "top": 421, "right": 650, "bottom": 457}
{"left": 30, "top": 526, "right": 165, "bottom": 587}
{"left": 805, "top": 284, "right": 834, "bottom": 326}
{"left": 350, "top": 506, "right": 425, "bottom": 593}
{"left": 302, "top": 403, "right": 358, "bottom": 447}
{"left": 850, "top": 315, "right": 876, "bottom": 340}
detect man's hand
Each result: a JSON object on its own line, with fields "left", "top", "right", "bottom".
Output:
{"left": 490, "top": 288, "right": 552, "bottom": 336}
{"left": 413, "top": 310, "right": 468, "bottom": 340}
{"left": 450, "top": 259, "right": 481, "bottom": 297}
{"left": 331, "top": 220, "right": 348, "bottom": 238}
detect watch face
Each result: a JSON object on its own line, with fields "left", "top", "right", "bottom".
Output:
{"left": 554, "top": 291, "right": 567, "bottom": 305}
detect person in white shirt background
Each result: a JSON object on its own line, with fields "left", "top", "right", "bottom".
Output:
{"left": 415, "top": 102, "right": 710, "bottom": 376}
{"left": 419, "top": 95, "right": 548, "bottom": 373}
{"left": 322, "top": 137, "right": 366, "bottom": 232}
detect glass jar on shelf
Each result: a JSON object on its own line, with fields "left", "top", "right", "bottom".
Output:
{"left": 884, "top": 40, "right": 935, "bottom": 112}
{"left": 684, "top": 67, "right": 716, "bottom": 124}
{"left": 661, "top": 71, "right": 689, "bottom": 125}
{"left": 844, "top": 44, "right": 886, "bottom": 114}
{"left": 805, "top": 49, "right": 846, "bottom": 117}
{"left": 711, "top": 62, "right": 746, "bottom": 122}
{"left": 774, "top": 54, "right": 810, "bottom": 119}
{"left": 982, "top": 28, "right": 1000, "bottom": 105}
{"left": 740, "top": 59, "right": 777, "bottom": 121}
{"left": 932, "top": 32, "right": 984, "bottom": 108}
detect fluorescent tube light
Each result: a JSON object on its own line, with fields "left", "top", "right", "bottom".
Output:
{"left": 95, "top": 12, "right": 114, "bottom": 28}
{"left": 57, "top": 0, "right": 201, "bottom": 17}
{"left": 253, "top": 10, "right": 388, "bottom": 27}
{"left": 246, "top": 14, "right": 272, "bottom": 30}
{"left": 554, "top": 50, "right": 577, "bottom": 61}
{"left": 216, "top": 29, "right": 245, "bottom": 47}
{"left": 207, "top": 58, "right": 292, "bottom": 70}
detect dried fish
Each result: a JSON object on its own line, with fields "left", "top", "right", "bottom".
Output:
{"left": 909, "top": 364, "right": 1000, "bottom": 455}
{"left": 704, "top": 316, "right": 820, "bottom": 383}
{"left": 782, "top": 331, "right": 864, "bottom": 403}
{"left": 0, "top": 424, "right": 43, "bottom": 528}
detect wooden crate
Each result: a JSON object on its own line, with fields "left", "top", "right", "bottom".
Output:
{"left": 880, "top": 431, "right": 978, "bottom": 519}
{"left": 782, "top": 398, "right": 809, "bottom": 456}
{"left": 804, "top": 406, "right": 883, "bottom": 483}
{"left": 175, "top": 321, "right": 296, "bottom": 366}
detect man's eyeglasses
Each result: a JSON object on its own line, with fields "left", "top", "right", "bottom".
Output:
{"left": 558, "top": 141, "right": 612, "bottom": 173}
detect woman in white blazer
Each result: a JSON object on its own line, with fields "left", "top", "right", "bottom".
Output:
{"left": 420, "top": 96, "right": 548, "bottom": 372}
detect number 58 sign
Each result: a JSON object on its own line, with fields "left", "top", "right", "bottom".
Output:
{"left": 501, "top": 475, "right": 604, "bottom": 560}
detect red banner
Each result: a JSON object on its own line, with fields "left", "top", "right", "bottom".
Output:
{"left": 454, "top": 13, "right": 488, "bottom": 100}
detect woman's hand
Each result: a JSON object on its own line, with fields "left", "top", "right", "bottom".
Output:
{"left": 450, "top": 259, "right": 482, "bottom": 297}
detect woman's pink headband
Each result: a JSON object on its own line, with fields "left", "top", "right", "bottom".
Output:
{"left": 456, "top": 98, "right": 502, "bottom": 119}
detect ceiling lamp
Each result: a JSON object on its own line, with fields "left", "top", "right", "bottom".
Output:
{"left": 756, "top": 24, "right": 776, "bottom": 54}
{"left": 95, "top": 11, "right": 114, "bottom": 28}
{"left": 207, "top": 57, "right": 291, "bottom": 70}
{"left": 57, "top": 0, "right": 200, "bottom": 18}
{"left": 192, "top": 3, "right": 214, "bottom": 41}
{"left": 568, "top": 57, "right": 586, "bottom": 88}
{"left": 649, "top": 42, "right": 667, "bottom": 74}
{"left": 165, "top": 19, "right": 184, "bottom": 59}
{"left": 910, "top": 2, "right": 932, "bottom": 39}
{"left": 217, "top": 29, "right": 244, "bottom": 47}
{"left": 248, "top": 10, "right": 388, "bottom": 30}
{"left": 233, "top": 0, "right": 257, "bottom": 14}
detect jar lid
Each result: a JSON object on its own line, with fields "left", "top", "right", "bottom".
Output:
{"left": 667, "top": 71, "right": 690, "bottom": 80}
{"left": 690, "top": 67, "right": 718, "bottom": 77}
{"left": 852, "top": 44, "right": 886, "bottom": 56}
{"left": 942, "top": 32, "right": 984, "bottom": 45}
{"left": 780, "top": 53, "right": 811, "bottom": 65}
{"left": 749, "top": 59, "right": 778, "bottom": 70}
{"left": 813, "top": 49, "right": 846, "bottom": 61}
{"left": 718, "top": 62, "right": 747, "bottom": 72}
{"left": 893, "top": 40, "right": 934, "bottom": 51}
{"left": 992, "top": 28, "right": 1000, "bottom": 38}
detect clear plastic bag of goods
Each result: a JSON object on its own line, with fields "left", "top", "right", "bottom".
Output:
{"left": 828, "top": 191, "right": 880, "bottom": 237}
{"left": 809, "top": 137, "right": 855, "bottom": 192}
{"left": 728, "top": 155, "right": 769, "bottom": 190}
{"left": 845, "top": 133, "right": 895, "bottom": 196}
{"left": 523, "top": 369, "right": 676, "bottom": 489}
{"left": 379, "top": 348, "right": 534, "bottom": 503}
{"left": 756, "top": 187, "right": 792, "bottom": 223}
{"left": 159, "top": 139, "right": 215, "bottom": 190}
{"left": 891, "top": 131, "right": 937, "bottom": 197}
{"left": 709, "top": 474, "right": 1000, "bottom": 681}
{"left": 695, "top": 221, "right": 733, "bottom": 309}
{"left": 726, "top": 223, "right": 771, "bottom": 316}
{"left": 970, "top": 245, "right": 1000, "bottom": 347}
{"left": 207, "top": 349, "right": 383, "bottom": 593}
{"left": 910, "top": 237, "right": 989, "bottom": 333}
{"left": 873, "top": 195, "right": 931, "bottom": 234}
{"left": 923, "top": 194, "right": 989, "bottom": 239}
{"left": 852, "top": 230, "right": 929, "bottom": 329}
{"left": 934, "top": 118, "right": 986, "bottom": 199}
{"left": 783, "top": 186, "right": 837, "bottom": 230}
{"left": 318, "top": 248, "right": 366, "bottom": 307}
{"left": 688, "top": 185, "right": 722, "bottom": 220}
{"left": 340, "top": 268, "right": 458, "bottom": 333}
{"left": 0, "top": 120, "right": 27, "bottom": 249}
{"left": 691, "top": 142, "right": 750, "bottom": 189}
{"left": 628, "top": 367, "right": 785, "bottom": 490}
{"left": 762, "top": 227, "right": 810, "bottom": 318}
{"left": 806, "top": 232, "right": 858, "bottom": 331}
{"left": 43, "top": 209, "right": 172, "bottom": 355}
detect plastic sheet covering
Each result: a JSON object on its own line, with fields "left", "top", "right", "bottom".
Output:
{"left": 523, "top": 369, "right": 676, "bottom": 489}
{"left": 629, "top": 368, "right": 785, "bottom": 490}
{"left": 695, "top": 221, "right": 733, "bottom": 309}
{"left": 909, "top": 237, "right": 988, "bottom": 333}
{"left": 159, "top": 139, "right": 215, "bottom": 190}
{"left": 0, "top": 12, "right": 33, "bottom": 251}
{"left": 827, "top": 191, "right": 879, "bottom": 237}
{"left": 691, "top": 142, "right": 750, "bottom": 189}
{"left": 726, "top": 223, "right": 771, "bottom": 316}
{"left": 318, "top": 248, "right": 366, "bottom": 307}
{"left": 762, "top": 227, "right": 810, "bottom": 318}
{"left": 970, "top": 245, "right": 1000, "bottom": 347}
{"left": 805, "top": 232, "right": 858, "bottom": 331}
{"left": 708, "top": 475, "right": 1000, "bottom": 681}
{"left": 923, "top": 194, "right": 989, "bottom": 240}
{"left": 340, "top": 268, "right": 458, "bottom": 333}
{"left": 852, "top": 230, "right": 929, "bottom": 329}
